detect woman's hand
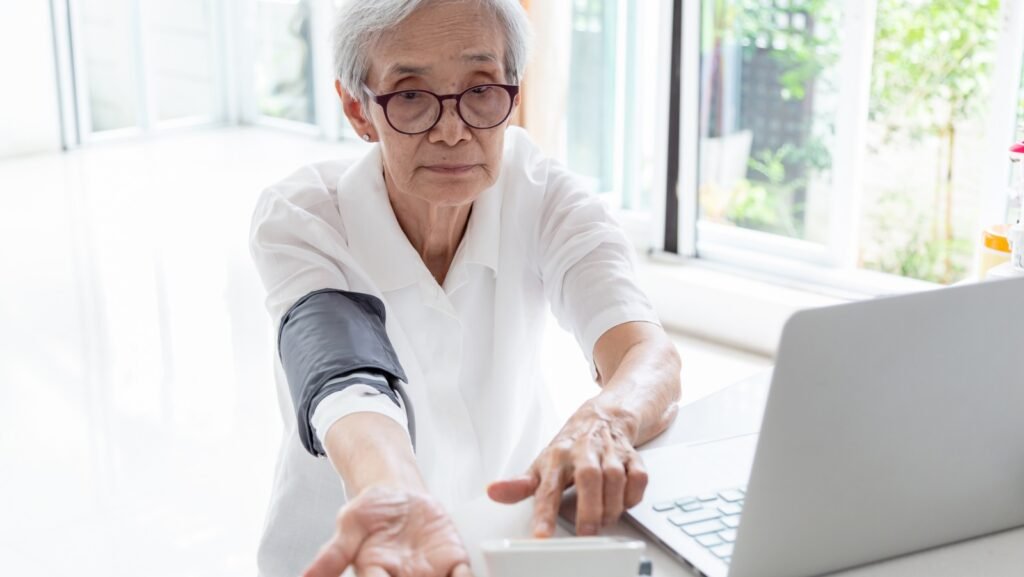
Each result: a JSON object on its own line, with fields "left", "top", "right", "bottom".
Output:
{"left": 486, "top": 398, "right": 655, "bottom": 537}
{"left": 304, "top": 486, "right": 474, "bottom": 577}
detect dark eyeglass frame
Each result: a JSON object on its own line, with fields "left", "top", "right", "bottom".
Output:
{"left": 363, "top": 83, "right": 520, "bottom": 135}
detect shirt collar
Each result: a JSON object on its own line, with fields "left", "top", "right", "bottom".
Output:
{"left": 334, "top": 141, "right": 503, "bottom": 293}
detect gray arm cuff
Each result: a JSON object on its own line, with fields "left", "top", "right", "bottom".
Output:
{"left": 278, "top": 288, "right": 414, "bottom": 456}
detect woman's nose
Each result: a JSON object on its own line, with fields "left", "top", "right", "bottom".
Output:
{"left": 430, "top": 100, "right": 471, "bottom": 145}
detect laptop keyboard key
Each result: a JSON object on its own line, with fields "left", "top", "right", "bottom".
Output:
{"left": 675, "top": 497, "right": 698, "bottom": 507}
{"left": 681, "top": 501, "right": 703, "bottom": 512}
{"left": 682, "top": 519, "right": 726, "bottom": 536}
{"left": 697, "top": 493, "right": 718, "bottom": 502}
{"left": 652, "top": 501, "right": 676, "bottom": 512}
{"left": 719, "top": 489, "right": 745, "bottom": 502}
{"left": 718, "top": 503, "right": 742, "bottom": 516}
{"left": 696, "top": 533, "right": 724, "bottom": 547}
{"left": 722, "top": 515, "right": 741, "bottom": 529}
{"left": 710, "top": 543, "right": 735, "bottom": 558}
{"left": 668, "top": 509, "right": 720, "bottom": 527}
{"left": 719, "top": 529, "right": 737, "bottom": 543}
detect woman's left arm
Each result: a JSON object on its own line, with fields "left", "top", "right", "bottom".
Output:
{"left": 488, "top": 321, "right": 681, "bottom": 537}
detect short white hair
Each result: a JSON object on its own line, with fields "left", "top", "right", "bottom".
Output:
{"left": 332, "top": 0, "right": 532, "bottom": 103}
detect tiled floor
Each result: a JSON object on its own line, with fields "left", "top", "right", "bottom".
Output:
{"left": 0, "top": 127, "right": 770, "bottom": 576}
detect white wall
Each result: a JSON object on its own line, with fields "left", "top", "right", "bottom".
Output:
{"left": 0, "top": 1, "right": 62, "bottom": 158}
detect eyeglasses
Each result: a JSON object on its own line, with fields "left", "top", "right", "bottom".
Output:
{"left": 364, "top": 84, "right": 520, "bottom": 135}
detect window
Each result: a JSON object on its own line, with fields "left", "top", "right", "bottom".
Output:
{"left": 859, "top": 0, "right": 1002, "bottom": 284}
{"left": 76, "top": 0, "right": 141, "bottom": 132}
{"left": 72, "top": 0, "right": 221, "bottom": 137}
{"left": 561, "top": 0, "right": 669, "bottom": 247}
{"left": 147, "top": 0, "right": 219, "bottom": 124}
{"left": 697, "top": 0, "right": 842, "bottom": 245}
{"left": 70, "top": 0, "right": 222, "bottom": 138}
{"left": 689, "top": 0, "right": 866, "bottom": 277}
{"left": 680, "top": 0, "right": 1022, "bottom": 290}
{"left": 568, "top": 0, "right": 618, "bottom": 196}
{"left": 253, "top": 0, "right": 316, "bottom": 125}
{"left": 59, "top": 0, "right": 346, "bottom": 142}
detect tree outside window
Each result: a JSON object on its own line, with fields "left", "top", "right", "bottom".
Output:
{"left": 859, "top": 0, "right": 1001, "bottom": 284}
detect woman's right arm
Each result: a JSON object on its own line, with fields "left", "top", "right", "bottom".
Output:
{"left": 251, "top": 173, "right": 473, "bottom": 577}
{"left": 304, "top": 413, "right": 473, "bottom": 577}
{"left": 324, "top": 412, "right": 426, "bottom": 496}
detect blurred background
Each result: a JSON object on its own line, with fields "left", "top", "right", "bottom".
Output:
{"left": 1, "top": 0, "right": 1022, "bottom": 575}
{"left": 6, "top": 0, "right": 1023, "bottom": 282}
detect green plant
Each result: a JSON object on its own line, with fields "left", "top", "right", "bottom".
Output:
{"left": 863, "top": 190, "right": 972, "bottom": 283}
{"left": 733, "top": 0, "right": 841, "bottom": 101}
{"left": 722, "top": 146, "right": 807, "bottom": 237}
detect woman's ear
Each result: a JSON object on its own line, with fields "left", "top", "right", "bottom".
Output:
{"left": 337, "top": 80, "right": 376, "bottom": 141}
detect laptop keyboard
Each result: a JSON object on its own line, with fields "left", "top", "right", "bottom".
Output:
{"left": 651, "top": 486, "right": 746, "bottom": 564}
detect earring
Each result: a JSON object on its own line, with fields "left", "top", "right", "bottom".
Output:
{"left": 362, "top": 134, "right": 371, "bottom": 142}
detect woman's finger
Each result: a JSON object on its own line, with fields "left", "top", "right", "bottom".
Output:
{"left": 601, "top": 452, "right": 627, "bottom": 526}
{"left": 573, "top": 449, "right": 604, "bottom": 536}
{"left": 356, "top": 565, "right": 392, "bottom": 577}
{"left": 304, "top": 500, "right": 377, "bottom": 577}
{"left": 450, "top": 562, "right": 474, "bottom": 577}
{"left": 486, "top": 473, "right": 539, "bottom": 504}
{"left": 623, "top": 451, "right": 649, "bottom": 510}
{"left": 303, "top": 532, "right": 355, "bottom": 577}
{"left": 531, "top": 464, "right": 570, "bottom": 538}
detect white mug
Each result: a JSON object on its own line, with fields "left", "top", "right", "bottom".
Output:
{"left": 481, "top": 537, "right": 647, "bottom": 577}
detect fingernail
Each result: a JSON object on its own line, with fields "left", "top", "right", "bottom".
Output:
{"left": 534, "top": 521, "right": 551, "bottom": 537}
{"left": 579, "top": 523, "right": 598, "bottom": 535}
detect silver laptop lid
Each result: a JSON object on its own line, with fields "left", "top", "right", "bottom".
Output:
{"left": 729, "top": 277, "right": 1024, "bottom": 577}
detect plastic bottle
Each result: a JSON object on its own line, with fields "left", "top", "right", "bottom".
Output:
{"left": 987, "top": 220, "right": 1024, "bottom": 280}
{"left": 978, "top": 224, "right": 1012, "bottom": 280}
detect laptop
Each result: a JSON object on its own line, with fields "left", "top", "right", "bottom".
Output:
{"left": 568, "top": 276, "right": 1024, "bottom": 577}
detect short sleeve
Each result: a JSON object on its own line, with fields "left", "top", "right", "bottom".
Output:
{"left": 249, "top": 162, "right": 414, "bottom": 453}
{"left": 249, "top": 163, "right": 366, "bottom": 327}
{"left": 536, "top": 162, "right": 661, "bottom": 380}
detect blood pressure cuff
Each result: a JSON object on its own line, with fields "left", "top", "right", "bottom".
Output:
{"left": 278, "top": 288, "right": 410, "bottom": 457}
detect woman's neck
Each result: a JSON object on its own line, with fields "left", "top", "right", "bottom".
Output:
{"left": 385, "top": 178, "right": 472, "bottom": 286}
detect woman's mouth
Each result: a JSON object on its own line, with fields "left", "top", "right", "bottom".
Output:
{"left": 424, "top": 164, "right": 477, "bottom": 174}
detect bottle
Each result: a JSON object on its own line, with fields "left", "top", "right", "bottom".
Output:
{"left": 977, "top": 224, "right": 1012, "bottom": 280}
{"left": 989, "top": 142, "right": 1024, "bottom": 280}
{"left": 987, "top": 220, "right": 1024, "bottom": 280}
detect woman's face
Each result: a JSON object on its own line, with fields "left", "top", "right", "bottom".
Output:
{"left": 358, "top": 1, "right": 517, "bottom": 208}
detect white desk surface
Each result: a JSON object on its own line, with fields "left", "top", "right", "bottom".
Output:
{"left": 552, "top": 371, "right": 1024, "bottom": 577}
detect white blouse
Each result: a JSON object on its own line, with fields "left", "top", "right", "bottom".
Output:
{"left": 248, "top": 126, "right": 659, "bottom": 577}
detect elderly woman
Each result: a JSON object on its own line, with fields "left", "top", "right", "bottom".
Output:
{"left": 249, "top": 1, "right": 681, "bottom": 576}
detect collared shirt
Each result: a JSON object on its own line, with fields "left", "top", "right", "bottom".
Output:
{"left": 249, "top": 126, "right": 660, "bottom": 577}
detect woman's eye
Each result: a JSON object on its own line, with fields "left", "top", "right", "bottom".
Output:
{"left": 470, "top": 86, "right": 492, "bottom": 95}
{"left": 399, "top": 91, "right": 423, "bottom": 100}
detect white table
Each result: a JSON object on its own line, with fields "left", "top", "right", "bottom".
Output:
{"left": 551, "top": 371, "right": 1024, "bottom": 577}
